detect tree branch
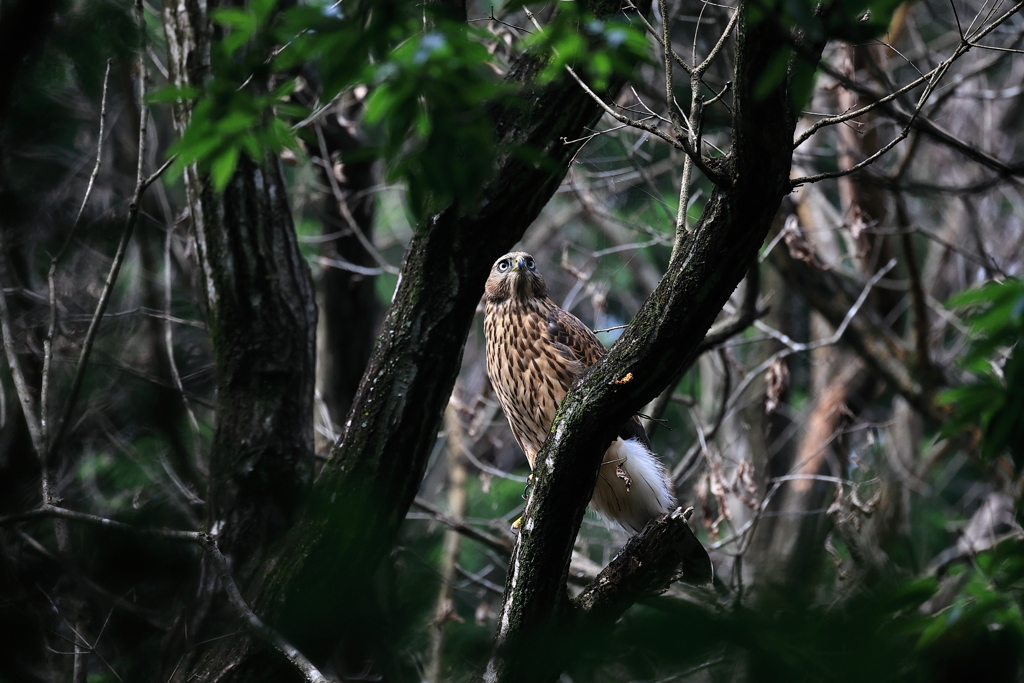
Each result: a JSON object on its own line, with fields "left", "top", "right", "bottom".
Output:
{"left": 48, "top": 33, "right": 163, "bottom": 459}
{"left": 573, "top": 507, "right": 711, "bottom": 621}
{"left": 0, "top": 504, "right": 329, "bottom": 683}
{"left": 485, "top": 3, "right": 827, "bottom": 680}
{"left": 187, "top": 2, "right": 661, "bottom": 680}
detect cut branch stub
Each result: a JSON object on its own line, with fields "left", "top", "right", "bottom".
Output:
{"left": 575, "top": 507, "right": 712, "bottom": 622}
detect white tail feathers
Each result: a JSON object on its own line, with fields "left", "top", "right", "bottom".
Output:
{"left": 589, "top": 437, "right": 676, "bottom": 533}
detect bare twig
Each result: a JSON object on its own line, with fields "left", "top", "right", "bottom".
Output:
{"left": 43, "top": 59, "right": 114, "bottom": 458}
{"left": 56, "top": 59, "right": 114, "bottom": 266}
{"left": 164, "top": 222, "right": 204, "bottom": 469}
{"left": 201, "top": 537, "right": 330, "bottom": 683}
{"left": 645, "top": 262, "right": 761, "bottom": 436}
{"left": 791, "top": 59, "right": 952, "bottom": 187}
{"left": 313, "top": 123, "right": 399, "bottom": 274}
{"left": 725, "top": 259, "right": 897, "bottom": 416}
{"left": 523, "top": 7, "right": 730, "bottom": 188}
{"left": 48, "top": 39, "right": 174, "bottom": 459}
{"left": 671, "top": 7, "right": 737, "bottom": 251}
{"left": 793, "top": 1, "right": 1024, "bottom": 179}
{"left": 0, "top": 504, "right": 329, "bottom": 683}
{"left": 412, "top": 497, "right": 513, "bottom": 557}
{"left": 660, "top": 0, "right": 685, "bottom": 137}
{"left": 0, "top": 280, "right": 45, "bottom": 456}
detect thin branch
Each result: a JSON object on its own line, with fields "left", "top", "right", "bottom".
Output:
{"left": 43, "top": 59, "right": 114, "bottom": 456}
{"left": 523, "top": 7, "right": 730, "bottom": 188}
{"left": 201, "top": 536, "right": 330, "bottom": 683}
{"left": 56, "top": 59, "right": 114, "bottom": 266}
{"left": 0, "top": 505, "right": 329, "bottom": 683}
{"left": 695, "top": 9, "right": 739, "bottom": 75}
{"left": 791, "top": 57, "right": 953, "bottom": 187}
{"left": 315, "top": 256, "right": 387, "bottom": 276}
{"left": 164, "top": 222, "right": 204, "bottom": 470}
{"left": 460, "top": 446, "right": 529, "bottom": 483}
{"left": 313, "top": 123, "right": 399, "bottom": 275}
{"left": 725, "top": 259, "right": 897, "bottom": 415}
{"left": 660, "top": 0, "right": 685, "bottom": 137}
{"left": 48, "top": 56, "right": 174, "bottom": 459}
{"left": 793, "top": 0, "right": 1023, "bottom": 149}
{"left": 645, "top": 262, "right": 761, "bottom": 436}
{"left": 412, "top": 497, "right": 513, "bottom": 557}
{"left": 794, "top": 1, "right": 1024, "bottom": 178}
{"left": 0, "top": 279, "right": 45, "bottom": 456}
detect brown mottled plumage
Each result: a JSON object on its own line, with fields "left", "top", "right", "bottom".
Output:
{"left": 483, "top": 251, "right": 676, "bottom": 533}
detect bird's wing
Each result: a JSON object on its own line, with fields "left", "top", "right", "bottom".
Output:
{"left": 544, "top": 302, "right": 652, "bottom": 449}
{"left": 544, "top": 305, "right": 607, "bottom": 368}
{"left": 619, "top": 415, "right": 653, "bottom": 450}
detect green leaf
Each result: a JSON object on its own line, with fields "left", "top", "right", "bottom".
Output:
{"left": 210, "top": 145, "right": 240, "bottom": 193}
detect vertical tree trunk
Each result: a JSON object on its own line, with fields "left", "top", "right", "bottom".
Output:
{"left": 160, "top": 0, "right": 317, "bottom": 676}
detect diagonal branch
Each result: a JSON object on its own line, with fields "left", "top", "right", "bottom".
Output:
{"left": 573, "top": 507, "right": 711, "bottom": 622}
{"left": 523, "top": 7, "right": 731, "bottom": 188}
{"left": 485, "top": 4, "right": 827, "bottom": 681}
{"left": 792, "top": 0, "right": 1024, "bottom": 177}
{"left": 0, "top": 273, "right": 45, "bottom": 456}
{"left": 185, "top": 2, "right": 663, "bottom": 680}
{"left": 48, "top": 44, "right": 171, "bottom": 460}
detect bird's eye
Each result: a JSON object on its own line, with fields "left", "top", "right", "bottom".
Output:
{"left": 497, "top": 260, "right": 510, "bottom": 273}
{"left": 526, "top": 258, "right": 535, "bottom": 270}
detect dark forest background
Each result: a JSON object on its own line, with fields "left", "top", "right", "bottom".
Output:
{"left": 2, "top": 0, "right": 1024, "bottom": 681}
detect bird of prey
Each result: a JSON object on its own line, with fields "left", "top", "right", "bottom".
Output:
{"left": 483, "top": 251, "right": 676, "bottom": 534}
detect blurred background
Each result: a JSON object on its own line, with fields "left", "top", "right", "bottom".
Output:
{"left": 2, "top": 0, "right": 1024, "bottom": 680}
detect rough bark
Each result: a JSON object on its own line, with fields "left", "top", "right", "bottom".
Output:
{"left": 484, "top": 4, "right": 826, "bottom": 681}
{"left": 181, "top": 1, "right": 656, "bottom": 680}
{"left": 160, "top": 0, "right": 317, "bottom": 676}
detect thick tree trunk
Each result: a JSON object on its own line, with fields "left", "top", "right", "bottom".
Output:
{"left": 177, "top": 1, "right": 656, "bottom": 681}
{"left": 160, "top": 0, "right": 317, "bottom": 677}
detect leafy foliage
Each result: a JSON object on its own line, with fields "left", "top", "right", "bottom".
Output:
{"left": 520, "top": 5, "right": 650, "bottom": 90}
{"left": 940, "top": 279, "right": 1024, "bottom": 468}
{"left": 155, "top": 0, "right": 651, "bottom": 216}
{"left": 362, "top": 22, "right": 508, "bottom": 217}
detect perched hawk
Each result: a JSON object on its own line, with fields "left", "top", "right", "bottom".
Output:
{"left": 483, "top": 251, "right": 675, "bottom": 533}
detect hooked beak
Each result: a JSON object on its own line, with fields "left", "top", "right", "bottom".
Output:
{"left": 513, "top": 255, "right": 528, "bottom": 271}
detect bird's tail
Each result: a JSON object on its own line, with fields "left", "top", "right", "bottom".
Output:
{"left": 589, "top": 437, "right": 676, "bottom": 533}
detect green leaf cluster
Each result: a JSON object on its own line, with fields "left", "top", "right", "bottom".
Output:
{"left": 520, "top": 6, "right": 650, "bottom": 91}
{"left": 940, "top": 278, "right": 1024, "bottom": 468}
{"left": 154, "top": 0, "right": 306, "bottom": 191}
{"left": 362, "top": 21, "right": 509, "bottom": 218}
{"left": 153, "top": 0, "right": 518, "bottom": 217}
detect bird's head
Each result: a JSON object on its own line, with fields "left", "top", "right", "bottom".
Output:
{"left": 484, "top": 251, "right": 547, "bottom": 302}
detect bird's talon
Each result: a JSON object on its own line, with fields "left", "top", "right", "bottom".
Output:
{"left": 521, "top": 474, "right": 534, "bottom": 500}
{"left": 511, "top": 517, "right": 522, "bottom": 533}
